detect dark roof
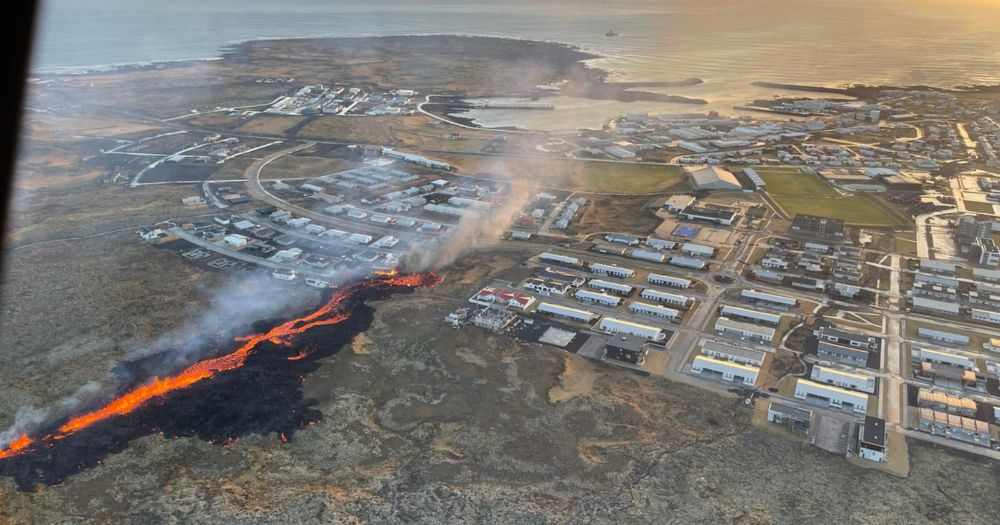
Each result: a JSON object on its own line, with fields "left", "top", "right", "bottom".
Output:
{"left": 605, "top": 333, "right": 646, "bottom": 353}
{"left": 790, "top": 214, "right": 846, "bottom": 239}
{"left": 768, "top": 402, "right": 812, "bottom": 421}
{"left": 861, "top": 416, "right": 886, "bottom": 447}
{"left": 680, "top": 205, "right": 736, "bottom": 220}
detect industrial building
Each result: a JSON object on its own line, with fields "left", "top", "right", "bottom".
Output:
{"left": 536, "top": 303, "right": 596, "bottom": 323}
{"left": 590, "top": 263, "right": 635, "bottom": 279}
{"left": 670, "top": 256, "right": 707, "bottom": 270}
{"left": 687, "top": 165, "right": 744, "bottom": 191}
{"left": 913, "top": 347, "right": 974, "bottom": 369}
{"left": 645, "top": 237, "right": 676, "bottom": 250}
{"left": 678, "top": 205, "right": 736, "bottom": 226}
{"left": 914, "top": 272, "right": 960, "bottom": 288}
{"left": 766, "top": 402, "right": 811, "bottom": 435}
{"left": 605, "top": 233, "right": 640, "bottom": 246}
{"left": 647, "top": 273, "right": 691, "bottom": 288}
{"left": 700, "top": 340, "right": 766, "bottom": 367}
{"left": 681, "top": 243, "right": 715, "bottom": 257}
{"left": 971, "top": 308, "right": 1000, "bottom": 324}
{"left": 628, "top": 301, "right": 681, "bottom": 320}
{"left": 603, "top": 334, "right": 648, "bottom": 365}
{"left": 917, "top": 327, "right": 970, "bottom": 346}
{"left": 719, "top": 305, "right": 782, "bottom": 326}
{"left": 857, "top": 417, "right": 887, "bottom": 463}
{"left": 714, "top": 317, "right": 775, "bottom": 343}
{"left": 810, "top": 365, "right": 876, "bottom": 394}
{"left": 740, "top": 289, "right": 798, "bottom": 308}
{"left": 794, "top": 379, "right": 869, "bottom": 413}
{"left": 598, "top": 317, "right": 666, "bottom": 342}
{"left": 540, "top": 252, "right": 581, "bottom": 267}
{"left": 574, "top": 289, "right": 622, "bottom": 306}
{"left": 691, "top": 355, "right": 759, "bottom": 386}
{"left": 588, "top": 279, "right": 634, "bottom": 296}
{"left": 639, "top": 288, "right": 690, "bottom": 306}
{"left": 630, "top": 249, "right": 666, "bottom": 263}
{"left": 919, "top": 258, "right": 957, "bottom": 275}
{"left": 918, "top": 408, "right": 992, "bottom": 447}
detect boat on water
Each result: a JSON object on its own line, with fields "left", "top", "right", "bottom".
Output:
{"left": 606, "top": 30, "right": 617, "bottom": 37}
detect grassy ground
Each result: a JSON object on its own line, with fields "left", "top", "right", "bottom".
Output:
{"left": 756, "top": 167, "right": 910, "bottom": 228}
{"left": 964, "top": 200, "right": 997, "bottom": 214}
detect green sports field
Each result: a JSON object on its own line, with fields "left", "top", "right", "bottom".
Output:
{"left": 756, "top": 167, "right": 911, "bottom": 228}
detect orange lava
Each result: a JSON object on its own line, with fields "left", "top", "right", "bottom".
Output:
{"left": 0, "top": 272, "right": 441, "bottom": 460}
{"left": 0, "top": 435, "right": 31, "bottom": 460}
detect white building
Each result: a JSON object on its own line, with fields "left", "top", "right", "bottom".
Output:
{"left": 647, "top": 273, "right": 691, "bottom": 288}
{"left": 628, "top": 301, "right": 681, "bottom": 320}
{"left": 639, "top": 288, "right": 691, "bottom": 306}
{"left": 536, "top": 303, "right": 596, "bottom": 323}
{"left": 588, "top": 279, "right": 634, "bottom": 295}
{"left": 223, "top": 234, "right": 250, "bottom": 248}
{"left": 719, "top": 305, "right": 782, "bottom": 326}
{"left": 971, "top": 308, "right": 1000, "bottom": 324}
{"left": 917, "top": 327, "right": 970, "bottom": 346}
{"left": 794, "top": 379, "right": 869, "bottom": 413}
{"left": 645, "top": 237, "right": 677, "bottom": 250}
{"left": 598, "top": 317, "right": 666, "bottom": 342}
{"left": 681, "top": 243, "right": 715, "bottom": 257}
{"left": 741, "top": 289, "right": 797, "bottom": 307}
{"left": 810, "top": 365, "right": 877, "bottom": 393}
{"left": 574, "top": 289, "right": 622, "bottom": 306}
{"left": 670, "top": 256, "right": 706, "bottom": 270}
{"left": 590, "top": 263, "right": 635, "bottom": 279}
{"left": 914, "top": 347, "right": 975, "bottom": 369}
{"left": 630, "top": 249, "right": 666, "bottom": 263}
{"left": 540, "top": 252, "right": 580, "bottom": 266}
{"left": 691, "top": 355, "right": 759, "bottom": 385}
{"left": 700, "top": 340, "right": 766, "bottom": 367}
{"left": 346, "top": 233, "right": 373, "bottom": 245}
{"left": 714, "top": 317, "right": 775, "bottom": 342}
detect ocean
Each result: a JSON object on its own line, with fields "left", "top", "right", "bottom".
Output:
{"left": 32, "top": 0, "right": 1000, "bottom": 129}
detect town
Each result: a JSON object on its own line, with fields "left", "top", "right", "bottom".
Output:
{"left": 75, "top": 75, "right": 1000, "bottom": 476}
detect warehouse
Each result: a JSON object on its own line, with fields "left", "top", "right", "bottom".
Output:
{"left": 540, "top": 252, "right": 581, "bottom": 267}
{"left": 630, "top": 249, "right": 666, "bottom": 263}
{"left": 810, "top": 365, "right": 877, "bottom": 393}
{"left": 741, "top": 289, "right": 798, "bottom": 307}
{"left": 817, "top": 340, "right": 870, "bottom": 366}
{"left": 590, "top": 263, "right": 635, "bottom": 279}
{"left": 645, "top": 237, "right": 677, "bottom": 250}
{"left": 539, "top": 268, "right": 586, "bottom": 286}
{"left": 714, "top": 317, "right": 775, "bottom": 342}
{"left": 917, "top": 327, "right": 970, "bottom": 346}
{"left": 640, "top": 288, "right": 690, "bottom": 306}
{"left": 346, "top": 233, "right": 373, "bottom": 245}
{"left": 678, "top": 205, "right": 736, "bottom": 226}
{"left": 687, "top": 165, "right": 743, "bottom": 191}
{"left": 914, "top": 272, "right": 960, "bottom": 288}
{"left": 647, "top": 273, "right": 691, "bottom": 288}
{"left": 719, "top": 305, "right": 782, "bottom": 326}
{"left": 588, "top": 279, "right": 634, "bottom": 295}
{"left": 691, "top": 355, "right": 759, "bottom": 386}
{"left": 628, "top": 301, "right": 681, "bottom": 320}
{"left": 605, "top": 233, "right": 640, "bottom": 246}
{"left": 670, "top": 256, "right": 706, "bottom": 270}
{"left": 914, "top": 347, "right": 974, "bottom": 369}
{"left": 971, "top": 308, "right": 1000, "bottom": 324}
{"left": 700, "top": 340, "right": 765, "bottom": 367}
{"left": 919, "top": 258, "right": 957, "bottom": 275}
{"left": 794, "top": 379, "right": 869, "bottom": 413}
{"left": 536, "top": 303, "right": 596, "bottom": 323}
{"left": 754, "top": 268, "right": 783, "bottom": 281}
{"left": 574, "top": 289, "right": 622, "bottom": 306}
{"left": 681, "top": 243, "right": 715, "bottom": 257}
{"left": 912, "top": 296, "right": 960, "bottom": 315}
{"left": 973, "top": 267, "right": 1000, "bottom": 283}
{"left": 598, "top": 318, "right": 666, "bottom": 342}
{"left": 223, "top": 234, "right": 250, "bottom": 248}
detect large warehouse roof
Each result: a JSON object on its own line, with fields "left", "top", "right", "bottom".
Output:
{"left": 687, "top": 165, "right": 743, "bottom": 190}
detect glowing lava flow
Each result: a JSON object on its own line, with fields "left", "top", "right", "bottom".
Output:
{"left": 0, "top": 272, "right": 441, "bottom": 460}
